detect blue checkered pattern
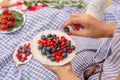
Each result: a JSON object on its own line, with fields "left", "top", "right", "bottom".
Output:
{"left": 0, "top": 0, "right": 120, "bottom": 80}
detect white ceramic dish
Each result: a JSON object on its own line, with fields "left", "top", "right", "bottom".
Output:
{"left": 0, "top": 9, "right": 25, "bottom": 33}
{"left": 32, "top": 30, "right": 76, "bottom": 66}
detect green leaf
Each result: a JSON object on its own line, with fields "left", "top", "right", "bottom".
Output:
{"left": 34, "top": 1, "right": 38, "bottom": 7}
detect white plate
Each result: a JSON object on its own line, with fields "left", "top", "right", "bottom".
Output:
{"left": 0, "top": 9, "right": 25, "bottom": 33}
{"left": 32, "top": 30, "right": 76, "bottom": 66}
{"left": 13, "top": 41, "right": 32, "bottom": 67}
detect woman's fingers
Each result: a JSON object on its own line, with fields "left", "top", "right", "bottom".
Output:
{"left": 70, "top": 30, "right": 86, "bottom": 37}
{"left": 61, "top": 20, "right": 71, "bottom": 29}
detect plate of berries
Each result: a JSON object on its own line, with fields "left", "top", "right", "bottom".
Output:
{"left": 0, "top": 9, "right": 25, "bottom": 33}
{"left": 13, "top": 41, "right": 32, "bottom": 67}
{"left": 32, "top": 30, "right": 76, "bottom": 66}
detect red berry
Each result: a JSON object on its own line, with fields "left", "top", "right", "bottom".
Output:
{"left": 1, "top": 20, "right": 7, "bottom": 25}
{"left": 2, "top": 9, "right": 8, "bottom": 15}
{"left": 52, "top": 53, "right": 56, "bottom": 57}
{"left": 68, "top": 49, "right": 72, "bottom": 54}
{"left": 60, "top": 56, "right": 63, "bottom": 60}
{"left": 8, "top": 15, "right": 14, "bottom": 21}
{"left": 1, "top": 15, "right": 8, "bottom": 20}
{"left": 0, "top": 25, "right": 7, "bottom": 31}
{"left": 8, "top": 11, "right": 12, "bottom": 15}
{"left": 24, "top": 57, "right": 27, "bottom": 60}
{"left": 7, "top": 21, "right": 14, "bottom": 28}
{"left": 56, "top": 58, "right": 60, "bottom": 62}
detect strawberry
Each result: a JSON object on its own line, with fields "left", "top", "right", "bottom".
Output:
{"left": 0, "top": 25, "right": 7, "bottom": 31}
{"left": 2, "top": 9, "right": 8, "bottom": 15}
{"left": 1, "top": 20, "right": 7, "bottom": 25}
{"left": 7, "top": 21, "right": 14, "bottom": 28}
{"left": 8, "top": 11, "right": 12, "bottom": 15}
{"left": 9, "top": 15, "right": 14, "bottom": 21}
{"left": 1, "top": 15, "right": 8, "bottom": 20}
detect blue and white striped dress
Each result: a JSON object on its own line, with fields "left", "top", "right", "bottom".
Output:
{"left": 0, "top": 0, "right": 120, "bottom": 80}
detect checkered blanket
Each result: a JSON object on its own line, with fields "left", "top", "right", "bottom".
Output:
{"left": 0, "top": 0, "right": 120, "bottom": 80}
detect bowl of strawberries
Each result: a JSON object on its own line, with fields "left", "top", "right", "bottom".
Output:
{"left": 0, "top": 9, "right": 25, "bottom": 33}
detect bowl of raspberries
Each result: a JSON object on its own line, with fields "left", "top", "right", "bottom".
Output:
{"left": 32, "top": 30, "right": 76, "bottom": 66}
{"left": 0, "top": 9, "right": 25, "bottom": 33}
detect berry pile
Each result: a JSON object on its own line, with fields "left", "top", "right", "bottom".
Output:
{"left": 16, "top": 43, "right": 32, "bottom": 62}
{"left": 38, "top": 34, "right": 75, "bottom": 62}
{"left": 0, "top": 9, "right": 15, "bottom": 31}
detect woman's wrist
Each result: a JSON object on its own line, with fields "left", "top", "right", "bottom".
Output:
{"left": 101, "top": 23, "right": 116, "bottom": 37}
{"left": 55, "top": 68, "right": 80, "bottom": 80}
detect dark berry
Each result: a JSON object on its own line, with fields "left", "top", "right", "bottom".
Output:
{"left": 19, "top": 46, "right": 23, "bottom": 50}
{"left": 47, "top": 34, "right": 52, "bottom": 38}
{"left": 21, "top": 59, "right": 25, "bottom": 62}
{"left": 62, "top": 52, "right": 68, "bottom": 58}
{"left": 46, "top": 51, "right": 50, "bottom": 55}
{"left": 64, "top": 27, "right": 70, "bottom": 33}
{"left": 51, "top": 48, "right": 56, "bottom": 53}
{"left": 48, "top": 37, "right": 53, "bottom": 40}
{"left": 71, "top": 45, "right": 75, "bottom": 50}
{"left": 19, "top": 53, "right": 22, "bottom": 57}
{"left": 41, "top": 35, "right": 46, "bottom": 40}
{"left": 63, "top": 48, "right": 67, "bottom": 52}
{"left": 27, "top": 49, "right": 30, "bottom": 53}
{"left": 41, "top": 47, "right": 46, "bottom": 55}
{"left": 47, "top": 54, "right": 52, "bottom": 58}
{"left": 50, "top": 57, "right": 56, "bottom": 61}
{"left": 19, "top": 49, "right": 23, "bottom": 53}
{"left": 66, "top": 41, "right": 71, "bottom": 46}
{"left": 46, "top": 47, "right": 51, "bottom": 51}
{"left": 56, "top": 47, "right": 60, "bottom": 51}
{"left": 53, "top": 34, "right": 57, "bottom": 37}
{"left": 38, "top": 45, "right": 43, "bottom": 50}
{"left": 55, "top": 39, "right": 59, "bottom": 44}
{"left": 26, "top": 52, "right": 30, "bottom": 56}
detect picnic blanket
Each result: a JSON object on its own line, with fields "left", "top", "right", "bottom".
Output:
{"left": 0, "top": 0, "right": 120, "bottom": 80}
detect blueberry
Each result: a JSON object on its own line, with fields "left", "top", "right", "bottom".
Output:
{"left": 26, "top": 45, "right": 29, "bottom": 49}
{"left": 26, "top": 52, "right": 30, "bottom": 56}
{"left": 27, "top": 49, "right": 30, "bottom": 53}
{"left": 21, "top": 59, "right": 25, "bottom": 62}
{"left": 64, "top": 27, "right": 69, "bottom": 33}
{"left": 66, "top": 41, "right": 71, "bottom": 46}
{"left": 63, "top": 48, "right": 67, "bottom": 52}
{"left": 50, "top": 57, "right": 56, "bottom": 61}
{"left": 58, "top": 44, "right": 61, "bottom": 47}
{"left": 46, "top": 51, "right": 50, "bottom": 55}
{"left": 47, "top": 34, "right": 52, "bottom": 38}
{"left": 56, "top": 47, "right": 60, "bottom": 51}
{"left": 51, "top": 48, "right": 56, "bottom": 52}
{"left": 53, "top": 34, "right": 57, "bottom": 37}
{"left": 46, "top": 47, "right": 51, "bottom": 51}
{"left": 19, "top": 46, "right": 23, "bottom": 50}
{"left": 41, "top": 35, "right": 46, "bottom": 40}
{"left": 48, "top": 37, "right": 53, "bottom": 40}
{"left": 47, "top": 54, "right": 52, "bottom": 58}
{"left": 55, "top": 39, "right": 59, "bottom": 44}
{"left": 41, "top": 49, "right": 46, "bottom": 55}
{"left": 19, "top": 53, "right": 22, "bottom": 57}
{"left": 62, "top": 52, "right": 68, "bottom": 58}
{"left": 71, "top": 45, "right": 75, "bottom": 50}
{"left": 38, "top": 45, "right": 43, "bottom": 50}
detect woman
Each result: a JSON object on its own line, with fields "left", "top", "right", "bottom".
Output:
{"left": 45, "top": 13, "right": 120, "bottom": 80}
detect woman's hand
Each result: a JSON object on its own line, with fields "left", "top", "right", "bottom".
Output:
{"left": 44, "top": 63, "right": 80, "bottom": 80}
{"left": 62, "top": 13, "right": 115, "bottom": 38}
